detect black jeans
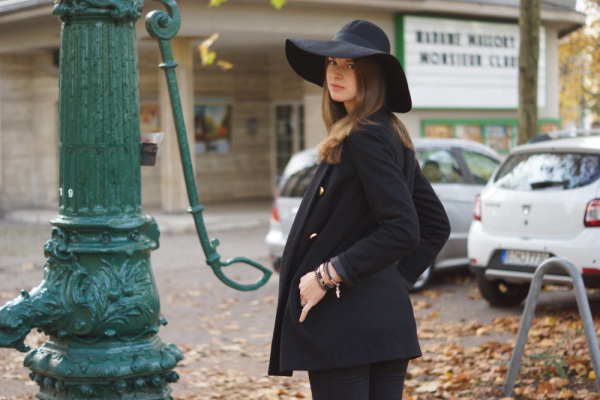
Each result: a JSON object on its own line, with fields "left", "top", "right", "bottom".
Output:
{"left": 308, "top": 358, "right": 410, "bottom": 400}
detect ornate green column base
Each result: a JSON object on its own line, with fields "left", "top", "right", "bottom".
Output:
{"left": 26, "top": 336, "right": 182, "bottom": 399}
{"left": 0, "top": 1, "right": 187, "bottom": 398}
{"left": 0, "top": 215, "right": 184, "bottom": 399}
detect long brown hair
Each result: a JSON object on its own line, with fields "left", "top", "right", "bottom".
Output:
{"left": 318, "top": 55, "right": 413, "bottom": 165}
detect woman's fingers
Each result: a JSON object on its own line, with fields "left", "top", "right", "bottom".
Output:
{"left": 298, "top": 271, "right": 328, "bottom": 322}
{"left": 299, "top": 303, "right": 312, "bottom": 322}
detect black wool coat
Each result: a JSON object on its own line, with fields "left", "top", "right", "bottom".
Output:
{"left": 268, "top": 114, "right": 451, "bottom": 376}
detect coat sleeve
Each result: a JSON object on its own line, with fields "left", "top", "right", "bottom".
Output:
{"left": 395, "top": 161, "right": 451, "bottom": 287}
{"left": 329, "top": 125, "right": 422, "bottom": 287}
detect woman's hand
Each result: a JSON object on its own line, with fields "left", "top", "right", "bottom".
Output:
{"left": 298, "top": 271, "right": 327, "bottom": 323}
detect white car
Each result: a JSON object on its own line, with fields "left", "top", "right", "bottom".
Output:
{"left": 266, "top": 138, "right": 501, "bottom": 291}
{"left": 468, "top": 136, "right": 600, "bottom": 306}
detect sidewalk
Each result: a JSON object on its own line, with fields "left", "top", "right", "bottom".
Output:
{"left": 0, "top": 197, "right": 312, "bottom": 400}
{"left": 3, "top": 198, "right": 273, "bottom": 235}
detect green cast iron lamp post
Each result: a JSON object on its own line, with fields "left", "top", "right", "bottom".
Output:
{"left": 0, "top": 0, "right": 270, "bottom": 398}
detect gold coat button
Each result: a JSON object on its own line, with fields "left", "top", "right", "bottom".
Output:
{"left": 309, "top": 233, "right": 318, "bottom": 240}
{"left": 319, "top": 186, "right": 325, "bottom": 196}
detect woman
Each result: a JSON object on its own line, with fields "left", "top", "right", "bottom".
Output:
{"left": 269, "top": 19, "right": 451, "bottom": 399}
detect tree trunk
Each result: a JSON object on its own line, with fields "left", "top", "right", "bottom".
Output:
{"left": 518, "top": 0, "right": 541, "bottom": 144}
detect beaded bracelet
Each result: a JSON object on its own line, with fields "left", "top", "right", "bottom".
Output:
{"left": 314, "top": 266, "right": 329, "bottom": 291}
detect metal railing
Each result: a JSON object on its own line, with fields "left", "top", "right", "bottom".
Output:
{"left": 503, "top": 257, "right": 600, "bottom": 396}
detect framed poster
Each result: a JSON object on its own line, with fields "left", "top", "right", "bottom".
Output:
{"left": 194, "top": 102, "right": 231, "bottom": 154}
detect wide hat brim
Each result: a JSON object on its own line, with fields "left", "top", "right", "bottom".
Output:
{"left": 285, "top": 38, "right": 412, "bottom": 113}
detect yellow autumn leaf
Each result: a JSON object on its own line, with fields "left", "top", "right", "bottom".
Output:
{"left": 203, "top": 51, "right": 217, "bottom": 66}
{"left": 216, "top": 60, "right": 233, "bottom": 70}
{"left": 208, "top": 0, "right": 228, "bottom": 6}
{"left": 198, "top": 33, "right": 220, "bottom": 65}
{"left": 201, "top": 33, "right": 219, "bottom": 49}
{"left": 271, "top": 0, "right": 286, "bottom": 9}
{"left": 590, "top": 370, "right": 596, "bottom": 380}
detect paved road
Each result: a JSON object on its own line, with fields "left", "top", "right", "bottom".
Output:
{"left": 1, "top": 202, "right": 599, "bottom": 398}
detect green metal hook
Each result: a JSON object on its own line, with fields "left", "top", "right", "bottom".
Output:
{"left": 145, "top": 0, "right": 272, "bottom": 291}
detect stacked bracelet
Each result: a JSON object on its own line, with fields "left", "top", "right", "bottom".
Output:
{"left": 323, "top": 262, "right": 334, "bottom": 283}
{"left": 314, "top": 262, "right": 341, "bottom": 298}
{"left": 324, "top": 262, "right": 341, "bottom": 299}
{"left": 314, "top": 269, "right": 327, "bottom": 291}
{"left": 314, "top": 264, "right": 333, "bottom": 291}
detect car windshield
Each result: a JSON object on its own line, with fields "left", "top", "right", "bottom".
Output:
{"left": 494, "top": 152, "right": 600, "bottom": 190}
{"left": 279, "top": 165, "right": 318, "bottom": 197}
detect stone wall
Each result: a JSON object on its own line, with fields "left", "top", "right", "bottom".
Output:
{"left": 0, "top": 52, "right": 58, "bottom": 212}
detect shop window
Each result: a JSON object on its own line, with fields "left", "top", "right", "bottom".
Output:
{"left": 424, "top": 124, "right": 453, "bottom": 138}
{"left": 485, "top": 124, "right": 512, "bottom": 152}
{"left": 456, "top": 124, "right": 482, "bottom": 142}
{"left": 422, "top": 119, "right": 560, "bottom": 153}
{"left": 195, "top": 102, "right": 231, "bottom": 154}
{"left": 274, "top": 103, "right": 305, "bottom": 180}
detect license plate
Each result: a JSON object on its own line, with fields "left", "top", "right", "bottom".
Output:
{"left": 501, "top": 250, "right": 550, "bottom": 267}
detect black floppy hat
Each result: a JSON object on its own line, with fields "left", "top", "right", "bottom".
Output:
{"left": 285, "top": 19, "right": 412, "bottom": 113}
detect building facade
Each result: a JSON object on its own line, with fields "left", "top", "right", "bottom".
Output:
{"left": 0, "top": 0, "right": 585, "bottom": 212}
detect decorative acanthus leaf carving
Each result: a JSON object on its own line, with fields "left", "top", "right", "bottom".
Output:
{"left": 71, "top": 257, "right": 156, "bottom": 335}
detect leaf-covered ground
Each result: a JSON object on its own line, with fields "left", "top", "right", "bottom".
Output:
{"left": 406, "top": 310, "right": 600, "bottom": 399}
{"left": 0, "top": 222, "right": 598, "bottom": 400}
{"left": 1, "top": 284, "right": 598, "bottom": 399}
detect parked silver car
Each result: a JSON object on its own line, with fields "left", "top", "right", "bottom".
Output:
{"left": 265, "top": 138, "right": 501, "bottom": 291}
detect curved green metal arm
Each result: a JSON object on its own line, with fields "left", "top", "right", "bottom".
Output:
{"left": 145, "top": 0, "right": 272, "bottom": 291}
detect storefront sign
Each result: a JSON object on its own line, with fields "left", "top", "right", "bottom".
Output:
{"left": 398, "top": 16, "right": 546, "bottom": 109}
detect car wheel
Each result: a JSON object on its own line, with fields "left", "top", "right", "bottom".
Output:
{"left": 410, "top": 265, "right": 433, "bottom": 293}
{"left": 475, "top": 273, "right": 529, "bottom": 307}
